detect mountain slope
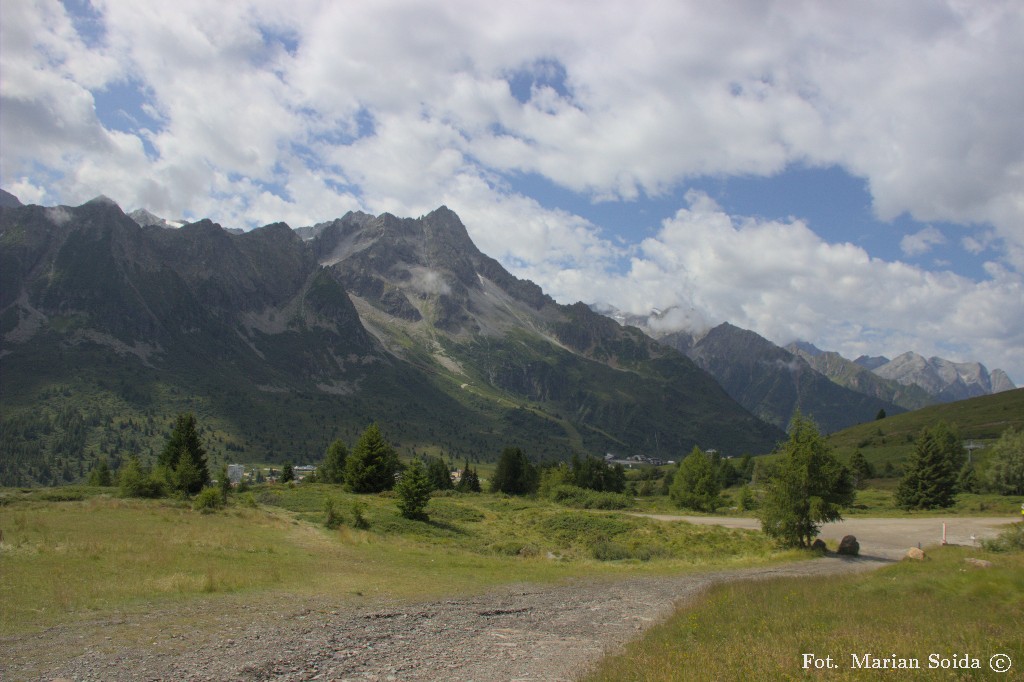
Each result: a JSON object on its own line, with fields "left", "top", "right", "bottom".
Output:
{"left": 1, "top": 199, "right": 781, "bottom": 485}
{"left": 786, "top": 344, "right": 935, "bottom": 411}
{"left": 659, "top": 323, "right": 904, "bottom": 433}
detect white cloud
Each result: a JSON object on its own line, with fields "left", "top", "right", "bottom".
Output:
{"left": 1, "top": 0, "right": 1022, "bottom": 380}
{"left": 557, "top": 192, "right": 1024, "bottom": 382}
{"left": 900, "top": 226, "right": 947, "bottom": 257}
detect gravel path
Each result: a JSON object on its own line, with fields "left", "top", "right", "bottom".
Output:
{"left": 4, "top": 516, "right": 1011, "bottom": 681}
{"left": 632, "top": 515, "right": 1013, "bottom": 560}
{"left": 5, "top": 558, "right": 883, "bottom": 682}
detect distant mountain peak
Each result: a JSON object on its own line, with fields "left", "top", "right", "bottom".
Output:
{"left": 790, "top": 340, "right": 825, "bottom": 357}
{"left": 854, "top": 354, "right": 890, "bottom": 370}
{"left": 0, "top": 188, "right": 23, "bottom": 208}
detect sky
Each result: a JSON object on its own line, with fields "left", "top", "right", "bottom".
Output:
{"left": 2, "top": 0, "right": 1022, "bottom": 383}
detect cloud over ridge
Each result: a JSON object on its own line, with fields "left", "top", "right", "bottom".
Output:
{"left": 1, "top": 0, "right": 1021, "bottom": 380}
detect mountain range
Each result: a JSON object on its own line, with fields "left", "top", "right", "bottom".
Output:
{"left": 2, "top": 193, "right": 1013, "bottom": 487}
{"left": 597, "top": 308, "right": 1015, "bottom": 433}
{"left": 1, "top": 195, "right": 780, "bottom": 486}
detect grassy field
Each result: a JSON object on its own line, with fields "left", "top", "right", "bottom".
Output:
{"left": 584, "top": 527, "right": 1024, "bottom": 681}
{"left": 0, "top": 485, "right": 801, "bottom": 636}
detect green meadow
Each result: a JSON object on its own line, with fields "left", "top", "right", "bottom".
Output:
{"left": 0, "top": 485, "right": 800, "bottom": 636}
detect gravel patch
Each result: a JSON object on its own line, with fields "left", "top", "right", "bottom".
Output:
{"left": 3, "top": 556, "right": 886, "bottom": 681}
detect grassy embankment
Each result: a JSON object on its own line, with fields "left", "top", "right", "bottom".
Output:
{"left": 0, "top": 484, "right": 802, "bottom": 637}
{"left": 585, "top": 525, "right": 1024, "bottom": 681}
{"left": 827, "top": 388, "right": 1024, "bottom": 471}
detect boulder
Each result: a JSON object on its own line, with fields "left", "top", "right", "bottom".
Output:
{"left": 811, "top": 539, "right": 827, "bottom": 552}
{"left": 964, "top": 557, "right": 993, "bottom": 568}
{"left": 904, "top": 547, "right": 926, "bottom": 561}
{"left": 837, "top": 535, "right": 860, "bottom": 556}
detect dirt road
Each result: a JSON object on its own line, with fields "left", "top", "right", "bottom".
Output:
{"left": 634, "top": 514, "right": 1014, "bottom": 560}
{"left": 3, "top": 516, "right": 1013, "bottom": 681}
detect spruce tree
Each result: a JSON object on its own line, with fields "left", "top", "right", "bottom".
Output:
{"left": 490, "top": 447, "right": 538, "bottom": 495}
{"left": 88, "top": 457, "right": 113, "bottom": 486}
{"left": 281, "top": 462, "right": 295, "bottom": 483}
{"left": 395, "top": 459, "right": 432, "bottom": 520}
{"left": 218, "top": 463, "right": 231, "bottom": 502}
{"left": 456, "top": 459, "right": 481, "bottom": 492}
{"left": 895, "top": 423, "right": 959, "bottom": 510}
{"left": 849, "top": 450, "right": 873, "bottom": 489}
{"left": 158, "top": 413, "right": 209, "bottom": 494}
{"left": 344, "top": 424, "right": 399, "bottom": 493}
{"left": 425, "top": 456, "right": 453, "bottom": 490}
{"left": 320, "top": 439, "right": 348, "bottom": 484}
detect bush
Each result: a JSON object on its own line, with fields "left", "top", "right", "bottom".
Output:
{"left": 351, "top": 500, "right": 370, "bottom": 529}
{"left": 118, "top": 457, "right": 166, "bottom": 499}
{"left": 324, "top": 498, "right": 343, "bottom": 529}
{"left": 550, "top": 484, "right": 631, "bottom": 509}
{"left": 193, "top": 486, "right": 225, "bottom": 513}
{"left": 981, "top": 522, "right": 1024, "bottom": 552}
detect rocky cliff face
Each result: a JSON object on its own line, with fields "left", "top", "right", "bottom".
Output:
{"left": 786, "top": 345, "right": 934, "bottom": 411}
{"left": 872, "top": 351, "right": 1016, "bottom": 402}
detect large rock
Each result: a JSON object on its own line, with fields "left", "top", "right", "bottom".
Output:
{"left": 810, "top": 539, "right": 827, "bottom": 552}
{"left": 904, "top": 547, "right": 926, "bottom": 561}
{"left": 837, "top": 535, "right": 860, "bottom": 556}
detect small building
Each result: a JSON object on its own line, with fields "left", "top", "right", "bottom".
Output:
{"left": 227, "top": 464, "right": 245, "bottom": 485}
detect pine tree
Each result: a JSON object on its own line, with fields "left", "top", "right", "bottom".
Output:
{"left": 395, "top": 459, "right": 432, "bottom": 520}
{"left": 456, "top": 459, "right": 481, "bottom": 492}
{"left": 218, "top": 463, "right": 231, "bottom": 502}
{"left": 281, "top": 462, "right": 295, "bottom": 483}
{"left": 158, "top": 413, "right": 209, "bottom": 494}
{"left": 757, "top": 414, "right": 855, "bottom": 547}
{"left": 849, "top": 450, "right": 873, "bottom": 489}
{"left": 320, "top": 439, "right": 348, "bottom": 484}
{"left": 174, "top": 448, "right": 205, "bottom": 495}
{"left": 895, "top": 423, "right": 959, "bottom": 510}
{"left": 490, "top": 447, "right": 538, "bottom": 495}
{"left": 88, "top": 457, "right": 113, "bottom": 486}
{"left": 425, "top": 456, "right": 453, "bottom": 490}
{"left": 669, "top": 447, "right": 721, "bottom": 512}
{"left": 344, "top": 424, "right": 399, "bottom": 493}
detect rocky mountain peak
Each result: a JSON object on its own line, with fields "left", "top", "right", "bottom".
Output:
{"left": 0, "top": 189, "right": 23, "bottom": 208}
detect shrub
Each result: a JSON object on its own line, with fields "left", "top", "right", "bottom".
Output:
{"left": 324, "top": 498, "right": 343, "bottom": 529}
{"left": 670, "top": 447, "right": 721, "bottom": 512}
{"left": 193, "top": 486, "right": 225, "bottom": 513}
{"left": 550, "top": 484, "right": 630, "bottom": 509}
{"left": 981, "top": 522, "right": 1024, "bottom": 552}
{"left": 118, "top": 456, "right": 166, "bottom": 499}
{"left": 351, "top": 500, "right": 370, "bottom": 529}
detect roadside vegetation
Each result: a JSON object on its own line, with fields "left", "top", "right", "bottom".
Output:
{"left": 0, "top": 484, "right": 799, "bottom": 637}
{"left": 585, "top": 520, "right": 1024, "bottom": 675}
{"left": 584, "top": 524, "right": 1024, "bottom": 682}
